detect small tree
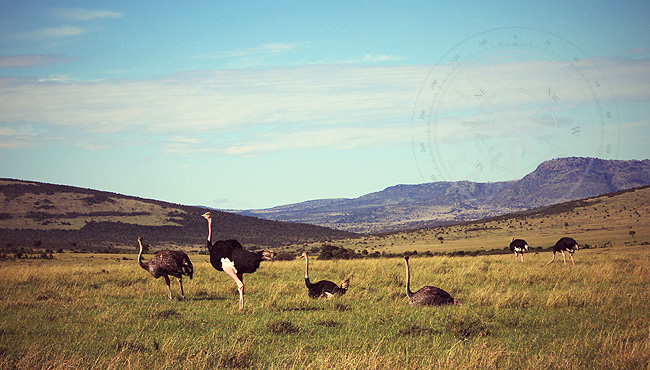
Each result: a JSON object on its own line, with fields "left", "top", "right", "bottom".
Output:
{"left": 629, "top": 230, "right": 636, "bottom": 239}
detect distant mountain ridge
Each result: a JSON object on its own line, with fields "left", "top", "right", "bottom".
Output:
{"left": 237, "top": 157, "right": 650, "bottom": 233}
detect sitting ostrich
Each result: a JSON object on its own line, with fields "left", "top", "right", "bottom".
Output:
{"left": 301, "top": 252, "right": 350, "bottom": 298}
{"left": 403, "top": 254, "right": 455, "bottom": 306}
{"left": 509, "top": 237, "right": 529, "bottom": 262}
{"left": 548, "top": 237, "right": 579, "bottom": 265}
{"left": 137, "top": 236, "right": 193, "bottom": 300}
{"left": 201, "top": 212, "right": 274, "bottom": 310}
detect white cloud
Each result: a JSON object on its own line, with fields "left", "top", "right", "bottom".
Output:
{"left": 259, "top": 43, "right": 303, "bottom": 53}
{"left": 223, "top": 126, "right": 411, "bottom": 156}
{"left": 0, "top": 58, "right": 647, "bottom": 156}
{"left": 161, "top": 136, "right": 215, "bottom": 155}
{"left": 0, "top": 64, "right": 421, "bottom": 132}
{"left": 52, "top": 8, "right": 123, "bottom": 21}
{"left": 0, "top": 124, "right": 38, "bottom": 149}
{"left": 621, "top": 48, "right": 649, "bottom": 56}
{"left": 18, "top": 26, "right": 85, "bottom": 40}
{"left": 362, "top": 54, "right": 406, "bottom": 63}
{"left": 0, "top": 55, "right": 70, "bottom": 68}
{"left": 193, "top": 43, "right": 304, "bottom": 60}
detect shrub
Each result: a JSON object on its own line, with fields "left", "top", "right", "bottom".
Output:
{"left": 274, "top": 252, "right": 295, "bottom": 261}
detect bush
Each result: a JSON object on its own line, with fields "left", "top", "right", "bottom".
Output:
{"left": 274, "top": 252, "right": 295, "bottom": 261}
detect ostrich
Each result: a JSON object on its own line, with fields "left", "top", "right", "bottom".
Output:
{"left": 548, "top": 237, "right": 579, "bottom": 265}
{"left": 301, "top": 252, "right": 350, "bottom": 298}
{"left": 137, "top": 236, "right": 193, "bottom": 300}
{"left": 403, "top": 254, "right": 455, "bottom": 306}
{"left": 509, "top": 237, "right": 529, "bottom": 262}
{"left": 201, "top": 212, "right": 274, "bottom": 310}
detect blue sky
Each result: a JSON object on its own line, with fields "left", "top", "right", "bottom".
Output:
{"left": 1, "top": 1, "right": 649, "bottom": 209}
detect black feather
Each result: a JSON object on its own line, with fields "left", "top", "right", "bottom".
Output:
{"left": 305, "top": 278, "right": 348, "bottom": 299}
{"left": 207, "top": 239, "right": 268, "bottom": 275}
{"left": 509, "top": 238, "right": 529, "bottom": 253}
{"left": 552, "top": 237, "right": 578, "bottom": 254}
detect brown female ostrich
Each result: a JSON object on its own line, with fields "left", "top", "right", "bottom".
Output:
{"left": 301, "top": 252, "right": 349, "bottom": 298}
{"left": 137, "top": 236, "right": 193, "bottom": 300}
{"left": 202, "top": 212, "right": 274, "bottom": 310}
{"left": 509, "top": 237, "right": 529, "bottom": 262}
{"left": 404, "top": 254, "right": 455, "bottom": 306}
{"left": 548, "top": 237, "right": 579, "bottom": 265}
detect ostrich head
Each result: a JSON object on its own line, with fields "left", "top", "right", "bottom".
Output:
{"left": 403, "top": 254, "right": 410, "bottom": 261}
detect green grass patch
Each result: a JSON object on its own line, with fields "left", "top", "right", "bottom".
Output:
{"left": 1, "top": 246, "right": 649, "bottom": 369}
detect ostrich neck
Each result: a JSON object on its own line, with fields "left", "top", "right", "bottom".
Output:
{"left": 405, "top": 259, "right": 413, "bottom": 297}
{"left": 304, "top": 254, "right": 310, "bottom": 280}
{"left": 205, "top": 217, "right": 214, "bottom": 254}
{"left": 137, "top": 240, "right": 148, "bottom": 271}
{"left": 207, "top": 218, "right": 213, "bottom": 242}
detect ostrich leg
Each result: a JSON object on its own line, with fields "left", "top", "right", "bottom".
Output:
{"left": 163, "top": 276, "right": 172, "bottom": 300}
{"left": 178, "top": 277, "right": 185, "bottom": 300}
{"left": 223, "top": 267, "right": 245, "bottom": 310}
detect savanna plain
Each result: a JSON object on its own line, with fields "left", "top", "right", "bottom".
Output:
{"left": 1, "top": 245, "right": 649, "bottom": 370}
{"left": 2, "top": 187, "right": 650, "bottom": 369}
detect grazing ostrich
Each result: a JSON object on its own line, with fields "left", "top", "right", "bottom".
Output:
{"left": 202, "top": 212, "right": 274, "bottom": 310}
{"left": 301, "top": 252, "right": 350, "bottom": 298}
{"left": 137, "top": 236, "right": 193, "bottom": 300}
{"left": 509, "top": 237, "right": 529, "bottom": 262}
{"left": 403, "top": 254, "right": 455, "bottom": 306}
{"left": 548, "top": 237, "right": 579, "bottom": 265}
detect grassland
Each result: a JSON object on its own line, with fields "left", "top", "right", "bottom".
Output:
{"left": 2, "top": 186, "right": 649, "bottom": 369}
{"left": 283, "top": 186, "right": 650, "bottom": 257}
{"left": 1, "top": 244, "right": 649, "bottom": 369}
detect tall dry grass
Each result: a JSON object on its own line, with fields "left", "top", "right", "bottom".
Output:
{"left": 0, "top": 247, "right": 649, "bottom": 369}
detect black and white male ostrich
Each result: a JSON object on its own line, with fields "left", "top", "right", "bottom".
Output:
{"left": 403, "top": 254, "right": 455, "bottom": 306}
{"left": 509, "top": 237, "right": 529, "bottom": 262}
{"left": 301, "top": 252, "right": 350, "bottom": 298}
{"left": 548, "top": 237, "right": 579, "bottom": 265}
{"left": 137, "top": 236, "right": 194, "bottom": 300}
{"left": 202, "top": 212, "right": 274, "bottom": 310}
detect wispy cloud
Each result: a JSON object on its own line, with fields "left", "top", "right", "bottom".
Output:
{"left": 194, "top": 43, "right": 304, "bottom": 60}
{"left": 0, "top": 55, "right": 70, "bottom": 68}
{"left": 17, "top": 25, "right": 85, "bottom": 40}
{"left": 52, "top": 8, "right": 123, "bottom": 21}
{"left": 362, "top": 54, "right": 406, "bottom": 63}
{"left": 161, "top": 136, "right": 214, "bottom": 155}
{"left": 0, "top": 57, "right": 647, "bottom": 157}
{"left": 621, "top": 48, "right": 649, "bottom": 56}
{"left": 5, "top": 8, "right": 122, "bottom": 43}
{"left": 0, "top": 124, "right": 38, "bottom": 149}
{"left": 223, "top": 126, "right": 411, "bottom": 156}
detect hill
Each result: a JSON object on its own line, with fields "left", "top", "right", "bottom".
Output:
{"left": 0, "top": 179, "right": 358, "bottom": 252}
{"left": 237, "top": 157, "right": 650, "bottom": 233}
{"left": 283, "top": 184, "right": 650, "bottom": 257}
